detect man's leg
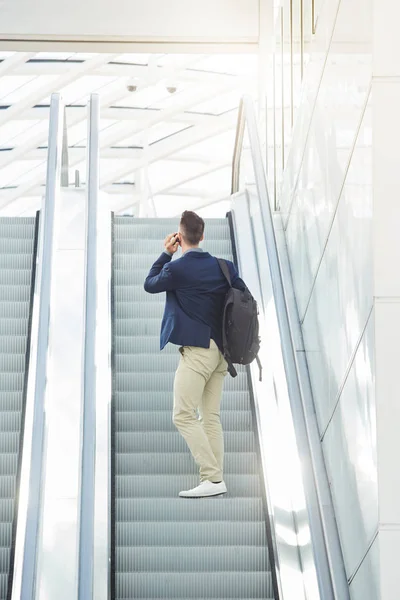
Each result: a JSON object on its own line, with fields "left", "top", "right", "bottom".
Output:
{"left": 199, "top": 343, "right": 228, "bottom": 482}
{"left": 173, "top": 345, "right": 222, "bottom": 483}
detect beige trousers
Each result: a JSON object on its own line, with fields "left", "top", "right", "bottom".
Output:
{"left": 173, "top": 339, "right": 228, "bottom": 483}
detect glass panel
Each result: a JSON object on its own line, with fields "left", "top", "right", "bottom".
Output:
{"left": 273, "top": 7, "right": 284, "bottom": 206}
{"left": 292, "top": 0, "right": 303, "bottom": 126}
{"left": 282, "top": 0, "right": 292, "bottom": 166}
{"left": 301, "top": 96, "right": 373, "bottom": 430}
{"left": 349, "top": 536, "right": 379, "bottom": 599}
{"left": 322, "top": 315, "right": 377, "bottom": 576}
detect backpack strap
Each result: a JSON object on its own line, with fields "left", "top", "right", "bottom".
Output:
{"left": 217, "top": 258, "right": 232, "bottom": 287}
{"left": 255, "top": 355, "right": 262, "bottom": 382}
{"left": 226, "top": 358, "right": 237, "bottom": 378}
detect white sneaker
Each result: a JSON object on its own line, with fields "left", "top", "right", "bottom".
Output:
{"left": 179, "top": 480, "right": 227, "bottom": 498}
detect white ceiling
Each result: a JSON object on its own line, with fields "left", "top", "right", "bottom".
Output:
{"left": 0, "top": 52, "right": 258, "bottom": 217}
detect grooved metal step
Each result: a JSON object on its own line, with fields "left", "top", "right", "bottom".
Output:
{"left": 0, "top": 217, "right": 36, "bottom": 597}
{"left": 116, "top": 520, "right": 267, "bottom": 546}
{"left": 0, "top": 270, "right": 32, "bottom": 287}
{"left": 0, "top": 287, "right": 31, "bottom": 303}
{"left": 115, "top": 497, "right": 264, "bottom": 522}
{"left": 114, "top": 336, "right": 175, "bottom": 354}
{"left": 115, "top": 452, "right": 258, "bottom": 475}
{"left": 114, "top": 239, "right": 232, "bottom": 255}
{"left": 116, "top": 545, "right": 269, "bottom": 572}
{"left": 114, "top": 253, "right": 232, "bottom": 270}
{"left": 114, "top": 371, "right": 248, "bottom": 392}
{"left": 114, "top": 352, "right": 245, "bottom": 374}
{"left": 112, "top": 217, "right": 274, "bottom": 600}
{"left": 116, "top": 431, "right": 256, "bottom": 454}
{"left": 114, "top": 410, "right": 253, "bottom": 432}
{"left": 114, "top": 391, "right": 252, "bottom": 412}
{"left": 115, "top": 572, "right": 273, "bottom": 599}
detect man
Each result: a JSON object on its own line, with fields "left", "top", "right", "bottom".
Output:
{"left": 144, "top": 210, "right": 247, "bottom": 498}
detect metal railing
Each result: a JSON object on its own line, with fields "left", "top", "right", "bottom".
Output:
{"left": 231, "top": 95, "right": 349, "bottom": 600}
{"left": 77, "top": 93, "right": 112, "bottom": 600}
{"left": 78, "top": 93, "right": 100, "bottom": 600}
{"left": 13, "top": 93, "right": 64, "bottom": 600}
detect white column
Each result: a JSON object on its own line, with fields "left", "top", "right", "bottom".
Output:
{"left": 372, "top": 1, "right": 400, "bottom": 597}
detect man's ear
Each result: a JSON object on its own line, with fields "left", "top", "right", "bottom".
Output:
{"left": 200, "top": 234, "right": 204, "bottom": 242}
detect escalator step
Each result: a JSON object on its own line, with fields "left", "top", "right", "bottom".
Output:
{"left": 0, "top": 336, "right": 28, "bottom": 355}
{"left": 0, "top": 270, "right": 32, "bottom": 287}
{"left": 116, "top": 546, "right": 270, "bottom": 572}
{"left": 0, "top": 548, "right": 10, "bottom": 573}
{"left": 115, "top": 497, "right": 264, "bottom": 522}
{"left": 116, "top": 431, "right": 255, "bottom": 454}
{"left": 113, "top": 356, "right": 245, "bottom": 378}
{"left": 0, "top": 501, "right": 14, "bottom": 523}
{"left": 113, "top": 372, "right": 248, "bottom": 392}
{"left": 0, "top": 434, "right": 19, "bottom": 454}
{"left": 113, "top": 286, "right": 164, "bottom": 304}
{"left": 0, "top": 413, "right": 21, "bottom": 432}
{"left": 0, "top": 239, "right": 35, "bottom": 255}
{"left": 0, "top": 373, "right": 24, "bottom": 391}
{"left": 115, "top": 475, "right": 261, "bottom": 498}
{"left": 115, "top": 452, "right": 258, "bottom": 475}
{"left": 0, "top": 320, "right": 29, "bottom": 336}
{"left": 0, "top": 303, "right": 31, "bottom": 319}
{"left": 0, "top": 354, "right": 26, "bottom": 372}
{"left": 0, "top": 255, "right": 34, "bottom": 270}
{"left": 0, "top": 393, "right": 24, "bottom": 412}
{"left": 115, "top": 521, "right": 267, "bottom": 546}
{"left": 0, "top": 456, "right": 17, "bottom": 475}
{"left": 114, "top": 238, "right": 232, "bottom": 255}
{"left": 0, "top": 222, "right": 35, "bottom": 238}
{"left": 0, "top": 287, "right": 31, "bottom": 303}
{"left": 113, "top": 253, "right": 232, "bottom": 270}
{"left": 115, "top": 572, "right": 273, "bottom": 599}
{"left": 114, "top": 391, "right": 252, "bottom": 412}
{"left": 114, "top": 410, "right": 253, "bottom": 432}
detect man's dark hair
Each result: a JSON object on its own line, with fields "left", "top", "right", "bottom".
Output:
{"left": 180, "top": 210, "right": 205, "bottom": 246}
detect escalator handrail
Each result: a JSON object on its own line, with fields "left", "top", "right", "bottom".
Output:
{"left": 231, "top": 96, "right": 350, "bottom": 600}
{"left": 16, "top": 93, "right": 64, "bottom": 599}
{"left": 78, "top": 93, "right": 100, "bottom": 600}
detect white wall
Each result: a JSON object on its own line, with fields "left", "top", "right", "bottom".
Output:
{"left": 273, "top": 0, "right": 376, "bottom": 597}
{"left": 0, "top": 0, "right": 259, "bottom": 49}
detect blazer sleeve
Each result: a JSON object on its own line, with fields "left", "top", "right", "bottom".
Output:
{"left": 144, "top": 252, "right": 176, "bottom": 294}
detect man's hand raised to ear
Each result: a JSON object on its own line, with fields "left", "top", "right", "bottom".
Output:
{"left": 164, "top": 233, "right": 180, "bottom": 254}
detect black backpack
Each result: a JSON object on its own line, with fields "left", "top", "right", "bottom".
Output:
{"left": 218, "top": 259, "right": 262, "bottom": 381}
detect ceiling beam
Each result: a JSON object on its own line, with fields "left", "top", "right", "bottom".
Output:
{"left": 13, "top": 105, "right": 224, "bottom": 123}
{"left": 0, "top": 53, "right": 115, "bottom": 127}
{"left": 11, "top": 60, "right": 247, "bottom": 86}
{"left": 0, "top": 55, "right": 203, "bottom": 169}
{"left": 0, "top": 52, "right": 35, "bottom": 76}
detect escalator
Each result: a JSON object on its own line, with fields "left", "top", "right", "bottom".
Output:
{"left": 111, "top": 216, "right": 276, "bottom": 599}
{"left": 0, "top": 216, "right": 38, "bottom": 599}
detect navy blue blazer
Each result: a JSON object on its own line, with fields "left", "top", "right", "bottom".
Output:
{"left": 143, "top": 249, "right": 246, "bottom": 351}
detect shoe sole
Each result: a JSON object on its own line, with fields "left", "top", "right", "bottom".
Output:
{"left": 179, "top": 489, "right": 227, "bottom": 498}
